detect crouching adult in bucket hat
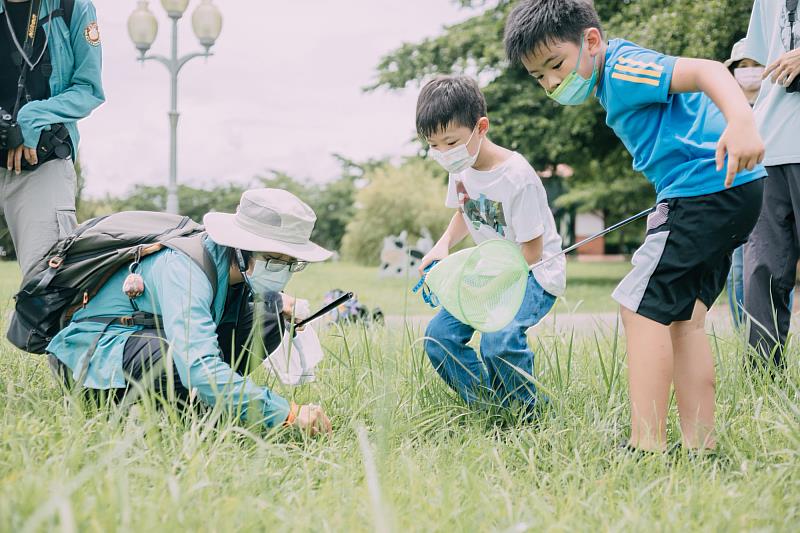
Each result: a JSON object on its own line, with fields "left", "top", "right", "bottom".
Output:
{"left": 47, "top": 189, "right": 332, "bottom": 435}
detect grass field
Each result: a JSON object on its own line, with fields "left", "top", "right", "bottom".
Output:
{"left": 2, "top": 260, "right": 799, "bottom": 531}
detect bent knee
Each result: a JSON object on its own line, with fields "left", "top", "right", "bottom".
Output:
{"left": 674, "top": 301, "right": 708, "bottom": 332}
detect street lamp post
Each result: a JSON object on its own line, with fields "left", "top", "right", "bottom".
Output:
{"left": 127, "top": 0, "right": 223, "bottom": 214}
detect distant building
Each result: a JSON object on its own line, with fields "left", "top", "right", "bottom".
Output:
{"left": 539, "top": 164, "right": 605, "bottom": 255}
{"left": 574, "top": 212, "right": 605, "bottom": 255}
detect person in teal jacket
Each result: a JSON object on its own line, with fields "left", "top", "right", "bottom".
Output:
{"left": 1, "top": 0, "right": 104, "bottom": 278}
{"left": 47, "top": 189, "right": 333, "bottom": 435}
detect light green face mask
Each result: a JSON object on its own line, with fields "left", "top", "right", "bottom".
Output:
{"left": 545, "top": 35, "right": 599, "bottom": 106}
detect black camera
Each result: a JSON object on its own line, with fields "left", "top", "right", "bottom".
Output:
{"left": 0, "top": 107, "right": 24, "bottom": 150}
{"left": 0, "top": 106, "right": 72, "bottom": 168}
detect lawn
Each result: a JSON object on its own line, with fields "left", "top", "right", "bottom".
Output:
{"left": 1, "top": 259, "right": 799, "bottom": 531}
{"left": 0, "top": 258, "right": 708, "bottom": 317}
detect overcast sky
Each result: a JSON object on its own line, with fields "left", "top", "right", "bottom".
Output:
{"left": 78, "top": 0, "right": 478, "bottom": 197}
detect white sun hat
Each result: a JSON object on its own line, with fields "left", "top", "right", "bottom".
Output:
{"left": 203, "top": 188, "right": 332, "bottom": 262}
{"left": 724, "top": 39, "right": 756, "bottom": 69}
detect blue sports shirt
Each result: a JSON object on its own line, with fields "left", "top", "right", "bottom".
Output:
{"left": 595, "top": 39, "right": 765, "bottom": 202}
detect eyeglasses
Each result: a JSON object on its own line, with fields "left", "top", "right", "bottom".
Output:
{"left": 258, "top": 255, "right": 308, "bottom": 273}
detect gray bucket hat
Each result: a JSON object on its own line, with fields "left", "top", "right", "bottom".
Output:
{"left": 204, "top": 188, "right": 332, "bottom": 262}
{"left": 724, "top": 39, "right": 756, "bottom": 69}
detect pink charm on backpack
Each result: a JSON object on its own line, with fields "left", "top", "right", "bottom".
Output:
{"left": 123, "top": 261, "right": 145, "bottom": 298}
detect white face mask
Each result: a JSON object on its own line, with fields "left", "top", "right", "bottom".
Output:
{"left": 429, "top": 127, "right": 483, "bottom": 174}
{"left": 734, "top": 66, "right": 764, "bottom": 92}
{"left": 245, "top": 259, "right": 292, "bottom": 297}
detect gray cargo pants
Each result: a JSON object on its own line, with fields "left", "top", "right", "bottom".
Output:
{"left": 0, "top": 159, "right": 78, "bottom": 280}
{"left": 743, "top": 163, "right": 800, "bottom": 369}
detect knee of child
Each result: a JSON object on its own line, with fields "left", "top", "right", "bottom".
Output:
{"left": 481, "top": 330, "right": 529, "bottom": 360}
{"left": 424, "top": 321, "right": 449, "bottom": 360}
{"left": 425, "top": 313, "right": 462, "bottom": 342}
{"left": 424, "top": 316, "right": 444, "bottom": 343}
{"left": 423, "top": 336, "right": 443, "bottom": 365}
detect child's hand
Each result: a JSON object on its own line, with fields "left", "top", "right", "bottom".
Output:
{"left": 763, "top": 48, "right": 800, "bottom": 88}
{"left": 292, "top": 404, "right": 332, "bottom": 436}
{"left": 419, "top": 241, "right": 449, "bottom": 275}
{"left": 716, "top": 116, "right": 765, "bottom": 188}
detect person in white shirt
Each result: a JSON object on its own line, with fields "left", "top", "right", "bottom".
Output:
{"left": 742, "top": 0, "right": 800, "bottom": 369}
{"left": 416, "top": 75, "right": 565, "bottom": 416}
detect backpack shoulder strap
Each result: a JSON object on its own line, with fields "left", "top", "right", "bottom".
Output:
{"left": 40, "top": 0, "right": 75, "bottom": 29}
{"left": 62, "top": 0, "right": 75, "bottom": 29}
{"left": 163, "top": 233, "right": 219, "bottom": 296}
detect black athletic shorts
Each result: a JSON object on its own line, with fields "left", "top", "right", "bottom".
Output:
{"left": 613, "top": 178, "right": 765, "bottom": 325}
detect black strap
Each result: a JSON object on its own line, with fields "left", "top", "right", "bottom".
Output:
{"left": 8, "top": 0, "right": 43, "bottom": 119}
{"left": 39, "top": 0, "right": 74, "bottom": 29}
{"left": 74, "top": 312, "right": 162, "bottom": 385}
{"left": 38, "top": 9, "right": 62, "bottom": 26}
{"left": 789, "top": 0, "right": 798, "bottom": 50}
{"left": 62, "top": 0, "right": 74, "bottom": 29}
{"left": 74, "top": 312, "right": 162, "bottom": 329}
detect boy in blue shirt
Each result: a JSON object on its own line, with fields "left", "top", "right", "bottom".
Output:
{"left": 504, "top": 0, "right": 767, "bottom": 452}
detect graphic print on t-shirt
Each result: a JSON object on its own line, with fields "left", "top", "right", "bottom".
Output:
{"left": 456, "top": 180, "right": 507, "bottom": 236}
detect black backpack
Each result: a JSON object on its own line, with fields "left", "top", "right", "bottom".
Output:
{"left": 7, "top": 211, "right": 218, "bottom": 354}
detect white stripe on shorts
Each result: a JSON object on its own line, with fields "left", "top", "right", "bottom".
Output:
{"left": 612, "top": 230, "right": 670, "bottom": 312}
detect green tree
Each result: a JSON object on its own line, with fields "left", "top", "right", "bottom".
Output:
{"left": 370, "top": 0, "right": 752, "bottom": 230}
{"left": 103, "top": 183, "right": 245, "bottom": 223}
{"left": 341, "top": 158, "right": 452, "bottom": 265}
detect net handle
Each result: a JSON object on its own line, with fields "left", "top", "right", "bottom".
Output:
{"left": 530, "top": 206, "right": 654, "bottom": 271}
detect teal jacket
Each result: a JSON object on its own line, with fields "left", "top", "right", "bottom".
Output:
{"left": 0, "top": 0, "right": 105, "bottom": 149}
{"left": 46, "top": 237, "right": 291, "bottom": 429}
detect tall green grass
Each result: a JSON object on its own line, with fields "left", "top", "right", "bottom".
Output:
{"left": 1, "top": 261, "right": 798, "bottom": 531}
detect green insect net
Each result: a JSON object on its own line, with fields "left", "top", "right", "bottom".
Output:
{"left": 425, "top": 239, "right": 530, "bottom": 332}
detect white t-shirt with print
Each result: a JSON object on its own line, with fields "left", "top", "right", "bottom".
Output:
{"left": 445, "top": 151, "right": 566, "bottom": 297}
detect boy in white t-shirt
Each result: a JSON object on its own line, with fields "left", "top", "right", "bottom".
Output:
{"left": 416, "top": 75, "right": 565, "bottom": 414}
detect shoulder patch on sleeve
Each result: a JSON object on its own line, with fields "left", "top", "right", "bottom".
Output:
{"left": 84, "top": 21, "right": 100, "bottom": 46}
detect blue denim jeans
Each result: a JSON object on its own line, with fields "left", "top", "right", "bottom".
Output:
{"left": 424, "top": 274, "right": 555, "bottom": 412}
{"left": 727, "top": 246, "right": 745, "bottom": 327}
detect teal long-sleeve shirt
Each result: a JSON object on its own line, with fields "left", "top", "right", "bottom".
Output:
{"left": 46, "top": 237, "right": 291, "bottom": 429}
{"left": 0, "top": 0, "right": 105, "bottom": 150}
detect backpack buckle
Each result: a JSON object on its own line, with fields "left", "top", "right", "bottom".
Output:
{"left": 119, "top": 316, "right": 135, "bottom": 327}
{"left": 48, "top": 256, "right": 64, "bottom": 268}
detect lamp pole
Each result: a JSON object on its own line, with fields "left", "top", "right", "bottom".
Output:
{"left": 127, "top": 1, "right": 223, "bottom": 215}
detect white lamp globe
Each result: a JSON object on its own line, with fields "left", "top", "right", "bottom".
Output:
{"left": 161, "top": 0, "right": 190, "bottom": 17}
{"left": 127, "top": 1, "right": 158, "bottom": 53}
{"left": 192, "top": 0, "right": 223, "bottom": 49}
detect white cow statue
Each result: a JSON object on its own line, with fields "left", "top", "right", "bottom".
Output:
{"left": 379, "top": 229, "right": 433, "bottom": 278}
